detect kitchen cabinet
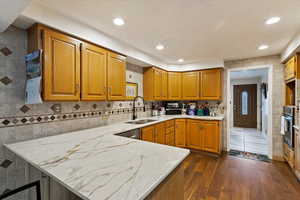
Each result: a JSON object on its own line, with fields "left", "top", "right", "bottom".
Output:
{"left": 182, "top": 72, "right": 199, "bottom": 100}
{"left": 175, "top": 119, "right": 186, "bottom": 147}
{"left": 168, "top": 72, "right": 182, "bottom": 100}
{"left": 200, "top": 69, "right": 222, "bottom": 100}
{"left": 295, "top": 129, "right": 300, "bottom": 179}
{"left": 283, "top": 143, "right": 295, "bottom": 169}
{"left": 161, "top": 70, "right": 168, "bottom": 100}
{"left": 142, "top": 126, "right": 155, "bottom": 142}
{"left": 154, "top": 69, "right": 162, "bottom": 99}
{"left": 186, "top": 120, "right": 203, "bottom": 150}
{"left": 143, "top": 67, "right": 222, "bottom": 101}
{"left": 43, "top": 29, "right": 81, "bottom": 101}
{"left": 141, "top": 118, "right": 221, "bottom": 154}
{"left": 107, "top": 52, "right": 126, "bottom": 100}
{"left": 284, "top": 56, "right": 297, "bottom": 81}
{"left": 143, "top": 67, "right": 168, "bottom": 100}
{"left": 155, "top": 123, "right": 166, "bottom": 144}
{"left": 27, "top": 24, "right": 127, "bottom": 102}
{"left": 81, "top": 42, "right": 107, "bottom": 101}
{"left": 201, "top": 121, "right": 220, "bottom": 153}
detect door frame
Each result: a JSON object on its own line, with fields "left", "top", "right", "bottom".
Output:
{"left": 226, "top": 64, "right": 273, "bottom": 159}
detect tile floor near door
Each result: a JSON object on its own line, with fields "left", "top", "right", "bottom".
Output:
{"left": 230, "top": 127, "right": 268, "bottom": 155}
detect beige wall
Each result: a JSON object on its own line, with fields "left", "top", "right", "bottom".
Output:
{"left": 223, "top": 55, "right": 285, "bottom": 160}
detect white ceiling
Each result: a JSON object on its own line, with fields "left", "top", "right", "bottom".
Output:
{"left": 28, "top": 0, "right": 300, "bottom": 66}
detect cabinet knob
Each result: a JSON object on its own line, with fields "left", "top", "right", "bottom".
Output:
{"left": 75, "top": 84, "right": 80, "bottom": 94}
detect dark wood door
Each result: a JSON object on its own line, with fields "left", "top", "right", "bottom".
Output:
{"left": 233, "top": 84, "right": 257, "bottom": 128}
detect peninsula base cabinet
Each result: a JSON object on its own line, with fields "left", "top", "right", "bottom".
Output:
{"left": 142, "top": 119, "right": 222, "bottom": 154}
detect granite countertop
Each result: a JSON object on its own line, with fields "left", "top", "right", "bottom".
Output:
{"left": 4, "top": 115, "right": 223, "bottom": 200}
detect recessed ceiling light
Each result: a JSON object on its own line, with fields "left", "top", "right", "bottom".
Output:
{"left": 178, "top": 58, "right": 184, "bottom": 63}
{"left": 265, "top": 17, "right": 280, "bottom": 25}
{"left": 113, "top": 18, "right": 125, "bottom": 26}
{"left": 156, "top": 44, "right": 164, "bottom": 50}
{"left": 258, "top": 45, "right": 269, "bottom": 50}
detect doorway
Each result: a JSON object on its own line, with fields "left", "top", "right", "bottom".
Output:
{"left": 228, "top": 67, "right": 271, "bottom": 157}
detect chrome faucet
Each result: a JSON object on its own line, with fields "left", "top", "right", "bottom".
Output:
{"left": 132, "top": 96, "right": 146, "bottom": 120}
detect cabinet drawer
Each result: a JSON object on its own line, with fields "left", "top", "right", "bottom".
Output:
{"left": 165, "top": 120, "right": 175, "bottom": 128}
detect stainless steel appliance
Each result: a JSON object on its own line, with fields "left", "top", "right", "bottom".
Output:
{"left": 164, "top": 102, "right": 182, "bottom": 115}
{"left": 283, "top": 106, "right": 295, "bottom": 148}
{"left": 114, "top": 129, "right": 140, "bottom": 140}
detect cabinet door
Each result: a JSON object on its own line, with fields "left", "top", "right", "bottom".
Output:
{"left": 285, "top": 56, "right": 296, "bottom": 81}
{"left": 202, "top": 121, "right": 220, "bottom": 153}
{"left": 168, "top": 72, "right": 182, "bottom": 100}
{"left": 295, "top": 130, "right": 300, "bottom": 177}
{"left": 154, "top": 69, "right": 162, "bottom": 100}
{"left": 186, "top": 120, "right": 202, "bottom": 150}
{"left": 182, "top": 71, "right": 199, "bottom": 100}
{"left": 43, "top": 29, "right": 81, "bottom": 101}
{"left": 200, "top": 69, "right": 221, "bottom": 100}
{"left": 142, "top": 126, "right": 155, "bottom": 142}
{"left": 107, "top": 52, "right": 126, "bottom": 100}
{"left": 161, "top": 70, "right": 168, "bottom": 100}
{"left": 81, "top": 43, "right": 107, "bottom": 101}
{"left": 155, "top": 123, "right": 166, "bottom": 144}
{"left": 175, "top": 119, "right": 186, "bottom": 147}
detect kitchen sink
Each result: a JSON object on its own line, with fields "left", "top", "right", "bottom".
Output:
{"left": 125, "top": 119, "right": 157, "bottom": 124}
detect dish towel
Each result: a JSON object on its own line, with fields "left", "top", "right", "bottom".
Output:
{"left": 280, "top": 116, "right": 285, "bottom": 135}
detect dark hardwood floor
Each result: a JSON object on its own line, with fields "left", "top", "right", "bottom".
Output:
{"left": 183, "top": 152, "right": 300, "bottom": 200}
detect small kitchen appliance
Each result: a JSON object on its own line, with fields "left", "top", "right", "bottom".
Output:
{"left": 164, "top": 102, "right": 182, "bottom": 115}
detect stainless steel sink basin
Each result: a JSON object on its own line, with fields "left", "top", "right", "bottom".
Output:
{"left": 125, "top": 119, "right": 157, "bottom": 124}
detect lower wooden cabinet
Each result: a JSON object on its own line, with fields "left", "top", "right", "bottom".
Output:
{"left": 201, "top": 121, "right": 220, "bottom": 153}
{"left": 175, "top": 119, "right": 186, "bottom": 147}
{"left": 155, "top": 123, "right": 166, "bottom": 144}
{"left": 186, "top": 120, "right": 203, "bottom": 150}
{"left": 186, "top": 119, "right": 221, "bottom": 153}
{"left": 141, "top": 126, "right": 155, "bottom": 142}
{"left": 295, "top": 129, "right": 300, "bottom": 179}
{"left": 142, "top": 119, "right": 221, "bottom": 154}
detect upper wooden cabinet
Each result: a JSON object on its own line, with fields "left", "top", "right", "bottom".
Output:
{"left": 107, "top": 52, "right": 126, "bottom": 100}
{"left": 161, "top": 70, "right": 168, "bottom": 100}
{"left": 143, "top": 67, "right": 222, "bottom": 101}
{"left": 182, "top": 72, "right": 199, "bottom": 100}
{"left": 168, "top": 72, "right": 182, "bottom": 100}
{"left": 200, "top": 69, "right": 222, "bottom": 100}
{"left": 143, "top": 67, "right": 168, "bottom": 100}
{"left": 43, "top": 29, "right": 81, "bottom": 101}
{"left": 175, "top": 119, "right": 186, "bottom": 148}
{"left": 81, "top": 43, "right": 107, "bottom": 101}
{"left": 27, "top": 24, "right": 126, "bottom": 101}
{"left": 284, "top": 55, "right": 299, "bottom": 81}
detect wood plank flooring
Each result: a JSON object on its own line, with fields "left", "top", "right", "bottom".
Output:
{"left": 183, "top": 152, "right": 300, "bottom": 200}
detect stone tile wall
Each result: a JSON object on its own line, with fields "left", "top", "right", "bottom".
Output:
{"left": 0, "top": 26, "right": 151, "bottom": 199}
{"left": 224, "top": 55, "right": 285, "bottom": 159}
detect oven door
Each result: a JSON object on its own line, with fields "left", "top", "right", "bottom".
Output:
{"left": 284, "top": 115, "right": 294, "bottom": 148}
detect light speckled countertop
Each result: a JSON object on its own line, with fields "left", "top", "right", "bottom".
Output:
{"left": 5, "top": 115, "right": 223, "bottom": 200}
